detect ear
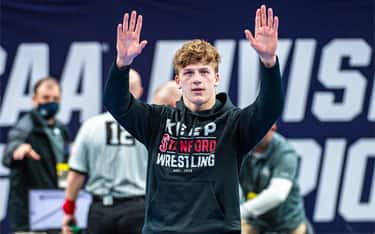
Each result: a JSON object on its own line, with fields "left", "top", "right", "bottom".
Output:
{"left": 214, "top": 73, "right": 220, "bottom": 87}
{"left": 175, "top": 75, "right": 182, "bottom": 89}
{"left": 32, "top": 95, "right": 38, "bottom": 108}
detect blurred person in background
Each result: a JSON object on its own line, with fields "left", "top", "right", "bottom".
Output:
{"left": 61, "top": 69, "right": 148, "bottom": 234}
{"left": 239, "top": 124, "right": 314, "bottom": 234}
{"left": 2, "top": 77, "right": 69, "bottom": 234}
{"left": 152, "top": 80, "right": 181, "bottom": 107}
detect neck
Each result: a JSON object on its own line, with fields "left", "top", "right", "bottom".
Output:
{"left": 184, "top": 100, "right": 215, "bottom": 112}
{"left": 183, "top": 96, "right": 216, "bottom": 112}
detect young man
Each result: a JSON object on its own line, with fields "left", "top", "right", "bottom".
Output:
{"left": 104, "top": 5, "right": 283, "bottom": 233}
{"left": 239, "top": 125, "right": 314, "bottom": 234}
{"left": 3, "top": 77, "right": 69, "bottom": 233}
{"left": 62, "top": 69, "right": 147, "bottom": 234}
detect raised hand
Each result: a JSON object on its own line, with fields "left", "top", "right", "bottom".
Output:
{"left": 116, "top": 10, "right": 148, "bottom": 68}
{"left": 244, "top": 5, "right": 279, "bottom": 67}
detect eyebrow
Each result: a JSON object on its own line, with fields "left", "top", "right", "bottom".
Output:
{"left": 182, "top": 69, "right": 194, "bottom": 74}
{"left": 198, "top": 68, "right": 210, "bottom": 71}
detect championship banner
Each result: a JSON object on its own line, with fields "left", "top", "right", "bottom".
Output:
{"left": 0, "top": 0, "right": 374, "bottom": 233}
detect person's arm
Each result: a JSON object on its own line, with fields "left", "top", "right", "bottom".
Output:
{"left": 240, "top": 149, "right": 299, "bottom": 218}
{"left": 104, "top": 11, "right": 157, "bottom": 145}
{"left": 61, "top": 117, "right": 91, "bottom": 233}
{"left": 238, "top": 5, "right": 284, "bottom": 155}
{"left": 2, "top": 116, "right": 40, "bottom": 168}
{"left": 62, "top": 171, "right": 86, "bottom": 234}
{"left": 65, "top": 171, "right": 86, "bottom": 201}
{"left": 238, "top": 60, "right": 283, "bottom": 154}
{"left": 240, "top": 177, "right": 292, "bottom": 218}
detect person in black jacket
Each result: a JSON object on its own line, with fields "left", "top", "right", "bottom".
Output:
{"left": 2, "top": 77, "right": 69, "bottom": 233}
{"left": 104, "top": 5, "right": 283, "bottom": 234}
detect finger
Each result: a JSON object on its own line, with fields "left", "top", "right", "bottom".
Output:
{"left": 260, "top": 5, "right": 266, "bottom": 27}
{"left": 66, "top": 227, "right": 73, "bottom": 234}
{"left": 129, "top": 10, "right": 137, "bottom": 32}
{"left": 267, "top": 8, "right": 273, "bottom": 28}
{"left": 244, "top": 29, "right": 255, "bottom": 44}
{"left": 135, "top": 15, "right": 143, "bottom": 41}
{"left": 13, "top": 151, "right": 23, "bottom": 160}
{"left": 117, "top": 24, "right": 122, "bottom": 40}
{"left": 123, "top": 13, "right": 129, "bottom": 32}
{"left": 273, "top": 16, "right": 279, "bottom": 34}
{"left": 28, "top": 149, "right": 40, "bottom": 160}
{"left": 140, "top": 40, "right": 148, "bottom": 50}
{"left": 62, "top": 226, "right": 73, "bottom": 234}
{"left": 255, "top": 8, "right": 260, "bottom": 33}
{"left": 13, "top": 144, "right": 30, "bottom": 160}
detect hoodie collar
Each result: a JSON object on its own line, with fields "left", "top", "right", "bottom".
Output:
{"left": 176, "top": 92, "right": 235, "bottom": 118}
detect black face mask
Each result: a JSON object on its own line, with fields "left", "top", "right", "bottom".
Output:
{"left": 37, "top": 102, "right": 59, "bottom": 119}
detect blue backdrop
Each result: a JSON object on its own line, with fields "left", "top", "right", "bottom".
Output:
{"left": 0, "top": 0, "right": 374, "bottom": 233}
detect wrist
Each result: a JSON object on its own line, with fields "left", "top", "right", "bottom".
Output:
{"left": 116, "top": 56, "right": 132, "bottom": 69}
{"left": 260, "top": 55, "right": 276, "bottom": 68}
{"left": 240, "top": 203, "right": 248, "bottom": 219}
{"left": 240, "top": 203, "right": 257, "bottom": 219}
{"left": 62, "top": 198, "right": 76, "bottom": 215}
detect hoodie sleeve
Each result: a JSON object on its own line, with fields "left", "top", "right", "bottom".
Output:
{"left": 237, "top": 58, "right": 284, "bottom": 156}
{"left": 103, "top": 63, "right": 157, "bottom": 146}
{"left": 2, "top": 115, "right": 33, "bottom": 168}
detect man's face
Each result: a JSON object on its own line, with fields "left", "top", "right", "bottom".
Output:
{"left": 175, "top": 63, "right": 219, "bottom": 112}
{"left": 32, "top": 80, "right": 61, "bottom": 107}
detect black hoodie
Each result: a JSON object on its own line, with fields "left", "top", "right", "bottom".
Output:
{"left": 2, "top": 110, "right": 69, "bottom": 231}
{"left": 103, "top": 59, "right": 284, "bottom": 234}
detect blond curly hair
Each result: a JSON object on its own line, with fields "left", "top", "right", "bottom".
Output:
{"left": 173, "top": 39, "right": 221, "bottom": 74}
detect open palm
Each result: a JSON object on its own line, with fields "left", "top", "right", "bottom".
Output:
{"left": 245, "top": 5, "right": 278, "bottom": 66}
{"left": 116, "top": 11, "right": 148, "bottom": 67}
